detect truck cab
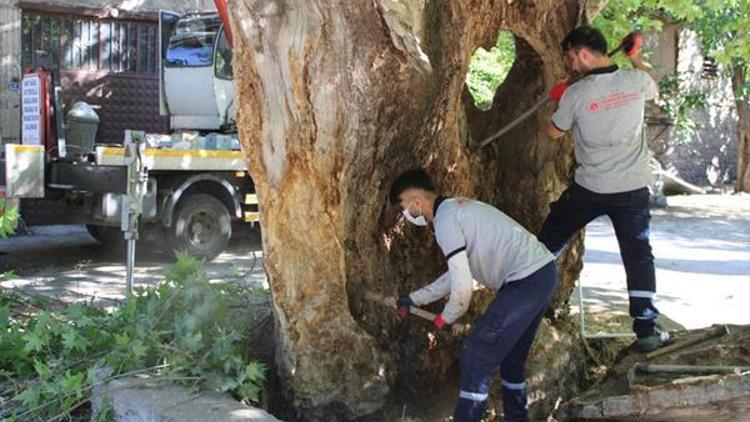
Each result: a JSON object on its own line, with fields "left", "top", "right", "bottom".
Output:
{"left": 1, "top": 5, "right": 259, "bottom": 262}
{"left": 161, "top": 11, "right": 235, "bottom": 131}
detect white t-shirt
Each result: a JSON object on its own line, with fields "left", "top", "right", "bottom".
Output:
{"left": 552, "top": 66, "right": 658, "bottom": 193}
{"left": 409, "top": 198, "right": 554, "bottom": 323}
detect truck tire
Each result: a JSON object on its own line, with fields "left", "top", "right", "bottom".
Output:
{"left": 167, "top": 193, "right": 231, "bottom": 261}
{"left": 85, "top": 224, "right": 103, "bottom": 242}
{"left": 86, "top": 224, "right": 125, "bottom": 250}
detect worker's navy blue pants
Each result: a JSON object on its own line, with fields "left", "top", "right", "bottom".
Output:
{"left": 453, "top": 260, "right": 558, "bottom": 422}
{"left": 538, "top": 183, "right": 660, "bottom": 338}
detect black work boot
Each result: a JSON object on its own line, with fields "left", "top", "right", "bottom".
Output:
{"left": 637, "top": 326, "right": 670, "bottom": 352}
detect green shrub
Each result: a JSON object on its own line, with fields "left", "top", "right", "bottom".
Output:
{"left": 0, "top": 252, "right": 267, "bottom": 420}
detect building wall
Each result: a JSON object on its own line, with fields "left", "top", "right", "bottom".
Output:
{"left": 17, "top": 0, "right": 214, "bottom": 15}
{"left": 672, "top": 29, "right": 738, "bottom": 186}
{"left": 0, "top": 2, "right": 22, "bottom": 145}
{"left": 0, "top": 0, "right": 216, "bottom": 146}
{"left": 646, "top": 23, "right": 739, "bottom": 187}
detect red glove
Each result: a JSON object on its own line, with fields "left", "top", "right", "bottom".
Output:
{"left": 548, "top": 81, "right": 568, "bottom": 101}
{"left": 433, "top": 314, "right": 452, "bottom": 332}
{"left": 622, "top": 32, "right": 643, "bottom": 57}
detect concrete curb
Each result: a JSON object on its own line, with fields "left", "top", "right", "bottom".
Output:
{"left": 91, "top": 375, "right": 281, "bottom": 422}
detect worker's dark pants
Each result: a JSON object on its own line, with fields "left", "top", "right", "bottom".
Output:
{"left": 538, "top": 182, "right": 659, "bottom": 338}
{"left": 453, "top": 261, "right": 558, "bottom": 422}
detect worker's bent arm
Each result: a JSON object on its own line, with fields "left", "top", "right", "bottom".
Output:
{"left": 409, "top": 271, "right": 451, "bottom": 306}
{"left": 546, "top": 120, "right": 567, "bottom": 139}
{"left": 440, "top": 251, "right": 473, "bottom": 324}
{"left": 431, "top": 211, "right": 473, "bottom": 324}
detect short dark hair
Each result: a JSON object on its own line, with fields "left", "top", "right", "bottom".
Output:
{"left": 389, "top": 168, "right": 436, "bottom": 205}
{"left": 561, "top": 26, "right": 607, "bottom": 55}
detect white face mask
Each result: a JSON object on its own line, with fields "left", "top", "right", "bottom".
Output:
{"left": 402, "top": 201, "right": 428, "bottom": 226}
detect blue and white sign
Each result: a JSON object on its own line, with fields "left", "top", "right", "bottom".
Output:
{"left": 21, "top": 74, "right": 42, "bottom": 145}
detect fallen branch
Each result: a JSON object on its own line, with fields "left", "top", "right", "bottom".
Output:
{"left": 647, "top": 325, "right": 729, "bottom": 359}
{"left": 654, "top": 169, "right": 707, "bottom": 195}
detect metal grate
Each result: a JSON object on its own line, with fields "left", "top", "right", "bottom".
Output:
{"left": 702, "top": 56, "right": 719, "bottom": 79}
{"left": 22, "top": 11, "right": 158, "bottom": 75}
{"left": 21, "top": 10, "right": 167, "bottom": 144}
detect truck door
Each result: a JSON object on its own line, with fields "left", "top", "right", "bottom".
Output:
{"left": 159, "top": 10, "right": 180, "bottom": 117}
{"left": 163, "top": 13, "right": 222, "bottom": 130}
{"left": 213, "top": 26, "right": 235, "bottom": 128}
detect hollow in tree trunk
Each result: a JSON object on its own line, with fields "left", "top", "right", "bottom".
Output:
{"left": 229, "top": 0, "right": 592, "bottom": 419}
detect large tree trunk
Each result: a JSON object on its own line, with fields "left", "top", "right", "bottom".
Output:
{"left": 732, "top": 66, "right": 750, "bottom": 192}
{"left": 229, "top": 1, "right": 588, "bottom": 420}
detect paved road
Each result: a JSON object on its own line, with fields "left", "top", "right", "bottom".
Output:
{"left": 0, "top": 224, "right": 266, "bottom": 306}
{"left": 573, "top": 193, "right": 750, "bottom": 331}
{"left": 2, "top": 194, "right": 748, "bottom": 332}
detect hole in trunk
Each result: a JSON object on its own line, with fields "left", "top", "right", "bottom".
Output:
{"left": 466, "top": 30, "right": 517, "bottom": 111}
{"left": 464, "top": 33, "right": 546, "bottom": 158}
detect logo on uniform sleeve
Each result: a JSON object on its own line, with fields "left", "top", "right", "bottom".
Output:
{"left": 588, "top": 101, "right": 600, "bottom": 112}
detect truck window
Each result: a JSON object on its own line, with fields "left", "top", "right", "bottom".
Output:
{"left": 165, "top": 33, "right": 215, "bottom": 67}
{"left": 215, "top": 29, "right": 232, "bottom": 79}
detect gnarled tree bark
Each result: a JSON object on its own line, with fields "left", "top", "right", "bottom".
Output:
{"left": 229, "top": 0, "right": 589, "bottom": 419}
{"left": 732, "top": 66, "right": 750, "bottom": 192}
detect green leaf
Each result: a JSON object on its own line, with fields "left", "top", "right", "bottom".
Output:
{"left": 87, "top": 364, "right": 103, "bottom": 385}
{"left": 23, "top": 331, "right": 45, "bottom": 353}
{"left": 93, "top": 399, "right": 114, "bottom": 422}
{"left": 66, "top": 304, "right": 85, "bottom": 320}
{"left": 244, "top": 362, "right": 267, "bottom": 383}
{"left": 61, "top": 326, "right": 90, "bottom": 353}
{"left": 180, "top": 332, "right": 203, "bottom": 353}
{"left": 16, "top": 387, "right": 40, "bottom": 408}
{"left": 0, "top": 199, "right": 19, "bottom": 238}
{"left": 0, "top": 305, "right": 10, "bottom": 329}
{"left": 1, "top": 270, "right": 18, "bottom": 281}
{"left": 33, "top": 359, "right": 51, "bottom": 378}
{"left": 216, "top": 375, "right": 239, "bottom": 392}
{"left": 114, "top": 332, "right": 130, "bottom": 348}
{"left": 60, "top": 371, "right": 84, "bottom": 397}
{"left": 238, "top": 382, "right": 261, "bottom": 403}
{"left": 130, "top": 339, "right": 149, "bottom": 360}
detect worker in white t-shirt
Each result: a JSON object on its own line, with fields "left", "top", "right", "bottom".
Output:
{"left": 390, "top": 168, "right": 557, "bottom": 422}
{"left": 542, "top": 26, "right": 669, "bottom": 353}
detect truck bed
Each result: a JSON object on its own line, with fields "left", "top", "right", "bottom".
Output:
{"left": 96, "top": 147, "right": 247, "bottom": 171}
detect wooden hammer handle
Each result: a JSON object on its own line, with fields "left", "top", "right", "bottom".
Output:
{"left": 364, "top": 291, "right": 467, "bottom": 333}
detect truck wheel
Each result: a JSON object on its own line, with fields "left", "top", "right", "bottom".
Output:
{"left": 86, "top": 224, "right": 125, "bottom": 249}
{"left": 167, "top": 193, "right": 231, "bottom": 261}
{"left": 86, "top": 224, "right": 103, "bottom": 242}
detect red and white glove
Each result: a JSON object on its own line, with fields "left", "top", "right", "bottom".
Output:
{"left": 433, "top": 314, "right": 452, "bottom": 332}
{"left": 622, "top": 32, "right": 643, "bottom": 57}
{"left": 548, "top": 81, "right": 568, "bottom": 101}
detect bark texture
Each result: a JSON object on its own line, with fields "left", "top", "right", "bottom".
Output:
{"left": 229, "top": 0, "right": 588, "bottom": 419}
{"left": 732, "top": 67, "right": 750, "bottom": 192}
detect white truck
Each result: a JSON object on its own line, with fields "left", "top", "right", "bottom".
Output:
{"left": 1, "top": 6, "right": 259, "bottom": 261}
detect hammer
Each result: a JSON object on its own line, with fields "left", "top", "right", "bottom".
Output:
{"left": 365, "top": 291, "right": 468, "bottom": 334}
